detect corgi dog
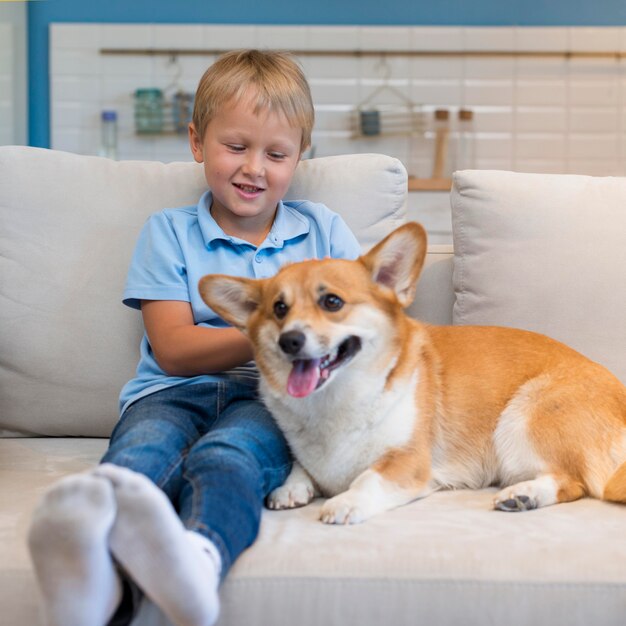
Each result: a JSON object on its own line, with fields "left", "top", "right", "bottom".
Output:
{"left": 199, "top": 223, "right": 626, "bottom": 524}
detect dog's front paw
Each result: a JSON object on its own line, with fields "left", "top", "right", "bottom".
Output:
{"left": 267, "top": 482, "right": 314, "bottom": 510}
{"left": 319, "top": 493, "right": 367, "bottom": 525}
{"left": 494, "top": 493, "right": 537, "bottom": 512}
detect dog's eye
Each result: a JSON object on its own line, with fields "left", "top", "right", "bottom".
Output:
{"left": 319, "top": 293, "right": 344, "bottom": 312}
{"left": 273, "top": 300, "right": 289, "bottom": 320}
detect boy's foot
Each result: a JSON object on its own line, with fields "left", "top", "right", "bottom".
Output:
{"left": 27, "top": 473, "right": 122, "bottom": 626}
{"left": 94, "top": 463, "right": 221, "bottom": 626}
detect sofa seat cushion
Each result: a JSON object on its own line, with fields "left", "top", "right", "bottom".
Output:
{"left": 4, "top": 438, "right": 626, "bottom": 626}
{"left": 451, "top": 170, "right": 626, "bottom": 385}
{"left": 0, "top": 438, "right": 109, "bottom": 625}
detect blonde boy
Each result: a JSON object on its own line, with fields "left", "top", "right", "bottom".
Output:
{"left": 28, "top": 50, "right": 360, "bottom": 626}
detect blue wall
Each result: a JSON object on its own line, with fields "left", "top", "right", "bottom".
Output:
{"left": 28, "top": 0, "right": 626, "bottom": 147}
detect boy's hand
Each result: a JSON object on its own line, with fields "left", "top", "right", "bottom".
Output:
{"left": 141, "top": 300, "right": 254, "bottom": 376}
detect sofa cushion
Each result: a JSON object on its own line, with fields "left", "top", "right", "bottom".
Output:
{"left": 5, "top": 438, "right": 626, "bottom": 626}
{"left": 451, "top": 170, "right": 626, "bottom": 385}
{"left": 0, "top": 147, "right": 406, "bottom": 436}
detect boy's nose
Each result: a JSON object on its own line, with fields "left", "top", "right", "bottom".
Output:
{"left": 279, "top": 330, "right": 306, "bottom": 355}
{"left": 243, "top": 153, "right": 265, "bottom": 177}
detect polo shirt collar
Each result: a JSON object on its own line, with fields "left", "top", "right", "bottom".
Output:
{"left": 197, "top": 190, "right": 310, "bottom": 249}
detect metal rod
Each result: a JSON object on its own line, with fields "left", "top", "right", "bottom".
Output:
{"left": 99, "top": 48, "right": 626, "bottom": 59}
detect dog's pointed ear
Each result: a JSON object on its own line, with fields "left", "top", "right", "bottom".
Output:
{"left": 198, "top": 275, "right": 262, "bottom": 331}
{"left": 360, "top": 222, "right": 427, "bottom": 307}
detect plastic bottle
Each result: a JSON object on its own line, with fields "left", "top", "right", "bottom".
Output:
{"left": 99, "top": 110, "right": 118, "bottom": 160}
{"left": 456, "top": 108, "right": 476, "bottom": 171}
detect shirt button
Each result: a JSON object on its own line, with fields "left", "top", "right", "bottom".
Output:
{"left": 255, "top": 254, "right": 262, "bottom": 263}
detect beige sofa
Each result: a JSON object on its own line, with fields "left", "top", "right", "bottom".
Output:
{"left": 1, "top": 146, "right": 625, "bottom": 626}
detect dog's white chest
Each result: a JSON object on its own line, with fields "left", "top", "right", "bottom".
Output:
{"left": 263, "top": 372, "right": 418, "bottom": 496}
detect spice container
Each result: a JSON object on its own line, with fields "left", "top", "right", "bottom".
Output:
{"left": 134, "top": 88, "right": 164, "bottom": 134}
{"left": 431, "top": 108, "right": 450, "bottom": 179}
{"left": 456, "top": 108, "right": 476, "bottom": 171}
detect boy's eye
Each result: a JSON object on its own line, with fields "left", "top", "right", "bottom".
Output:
{"left": 226, "top": 144, "right": 245, "bottom": 152}
{"left": 268, "top": 152, "right": 287, "bottom": 160}
{"left": 273, "top": 300, "right": 289, "bottom": 320}
{"left": 319, "top": 293, "right": 344, "bottom": 312}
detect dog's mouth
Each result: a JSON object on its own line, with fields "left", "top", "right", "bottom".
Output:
{"left": 286, "top": 336, "right": 362, "bottom": 398}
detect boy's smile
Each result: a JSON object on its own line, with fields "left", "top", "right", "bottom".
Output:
{"left": 189, "top": 92, "right": 304, "bottom": 246}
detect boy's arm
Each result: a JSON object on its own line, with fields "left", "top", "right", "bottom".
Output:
{"left": 141, "top": 300, "right": 254, "bottom": 377}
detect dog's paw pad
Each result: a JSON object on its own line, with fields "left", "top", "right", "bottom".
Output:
{"left": 266, "top": 482, "right": 314, "bottom": 510}
{"left": 494, "top": 494, "right": 536, "bottom": 512}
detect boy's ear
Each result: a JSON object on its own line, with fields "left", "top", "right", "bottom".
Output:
{"left": 360, "top": 222, "right": 427, "bottom": 308}
{"left": 198, "top": 275, "right": 262, "bottom": 331}
{"left": 188, "top": 123, "right": 204, "bottom": 164}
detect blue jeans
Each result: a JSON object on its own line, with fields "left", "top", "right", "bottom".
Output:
{"left": 101, "top": 380, "right": 292, "bottom": 577}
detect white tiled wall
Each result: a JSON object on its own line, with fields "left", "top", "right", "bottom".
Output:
{"left": 0, "top": 23, "right": 14, "bottom": 146}
{"left": 51, "top": 23, "right": 626, "bottom": 177}
{"left": 0, "top": 2, "right": 27, "bottom": 146}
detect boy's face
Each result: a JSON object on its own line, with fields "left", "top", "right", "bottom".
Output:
{"left": 189, "top": 93, "right": 303, "bottom": 242}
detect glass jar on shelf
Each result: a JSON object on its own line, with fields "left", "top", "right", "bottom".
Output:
{"left": 134, "top": 88, "right": 164, "bottom": 134}
{"left": 173, "top": 91, "right": 194, "bottom": 134}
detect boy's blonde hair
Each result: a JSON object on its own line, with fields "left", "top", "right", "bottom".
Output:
{"left": 192, "top": 49, "right": 314, "bottom": 152}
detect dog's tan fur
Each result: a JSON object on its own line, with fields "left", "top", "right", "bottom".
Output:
{"left": 199, "top": 223, "right": 626, "bottom": 524}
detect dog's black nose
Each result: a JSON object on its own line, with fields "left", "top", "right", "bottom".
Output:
{"left": 279, "top": 330, "right": 306, "bottom": 355}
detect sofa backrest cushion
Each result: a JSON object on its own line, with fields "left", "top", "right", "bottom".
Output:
{"left": 0, "top": 147, "right": 407, "bottom": 436}
{"left": 451, "top": 169, "right": 626, "bottom": 385}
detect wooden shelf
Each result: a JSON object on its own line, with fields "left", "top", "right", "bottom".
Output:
{"left": 408, "top": 177, "right": 451, "bottom": 192}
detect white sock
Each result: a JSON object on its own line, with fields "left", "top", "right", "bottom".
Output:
{"left": 94, "top": 463, "right": 221, "bottom": 626}
{"left": 27, "top": 473, "right": 122, "bottom": 626}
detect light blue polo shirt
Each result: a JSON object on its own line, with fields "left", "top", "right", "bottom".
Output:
{"left": 119, "top": 190, "right": 361, "bottom": 414}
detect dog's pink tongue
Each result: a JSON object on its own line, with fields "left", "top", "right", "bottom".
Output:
{"left": 287, "top": 359, "right": 321, "bottom": 398}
